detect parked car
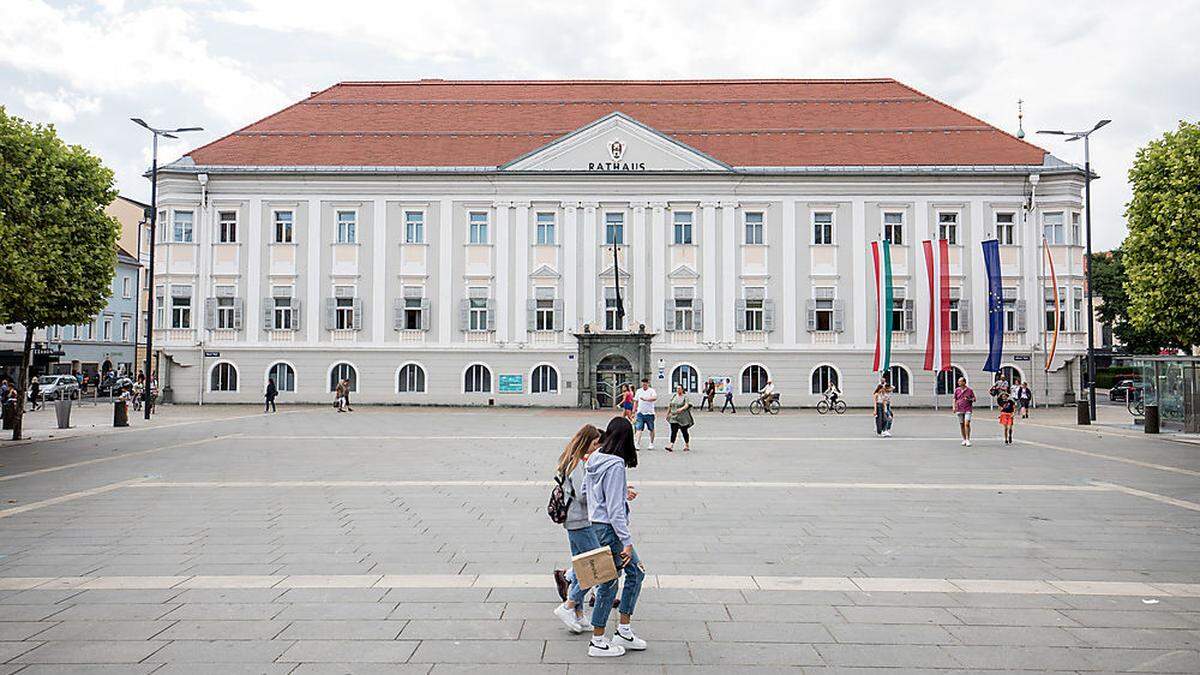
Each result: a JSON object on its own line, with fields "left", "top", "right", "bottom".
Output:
{"left": 1109, "top": 379, "right": 1139, "bottom": 402}
{"left": 38, "top": 375, "right": 80, "bottom": 401}
{"left": 98, "top": 376, "right": 133, "bottom": 396}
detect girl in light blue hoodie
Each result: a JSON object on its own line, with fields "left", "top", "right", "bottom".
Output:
{"left": 582, "top": 416, "right": 646, "bottom": 658}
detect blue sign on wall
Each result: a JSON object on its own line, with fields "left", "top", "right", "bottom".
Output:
{"left": 498, "top": 374, "right": 524, "bottom": 393}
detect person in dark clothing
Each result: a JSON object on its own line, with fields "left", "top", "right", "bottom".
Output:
{"left": 265, "top": 378, "right": 278, "bottom": 413}
{"left": 702, "top": 379, "right": 716, "bottom": 412}
{"left": 29, "top": 377, "right": 41, "bottom": 411}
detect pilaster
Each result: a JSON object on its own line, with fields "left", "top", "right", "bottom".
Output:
{"left": 701, "top": 201, "right": 718, "bottom": 343}
{"left": 513, "top": 200, "right": 530, "bottom": 343}
{"left": 493, "top": 201, "right": 511, "bottom": 343}
{"left": 650, "top": 202, "right": 667, "bottom": 333}
{"left": 562, "top": 202, "right": 579, "bottom": 334}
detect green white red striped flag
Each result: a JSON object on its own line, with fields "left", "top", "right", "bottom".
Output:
{"left": 871, "top": 240, "right": 894, "bottom": 372}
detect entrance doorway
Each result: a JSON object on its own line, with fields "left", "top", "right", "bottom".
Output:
{"left": 595, "top": 354, "right": 633, "bottom": 408}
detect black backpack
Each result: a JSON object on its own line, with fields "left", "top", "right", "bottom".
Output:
{"left": 547, "top": 473, "right": 572, "bottom": 524}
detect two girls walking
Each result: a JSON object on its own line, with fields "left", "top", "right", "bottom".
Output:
{"left": 872, "top": 382, "right": 893, "bottom": 437}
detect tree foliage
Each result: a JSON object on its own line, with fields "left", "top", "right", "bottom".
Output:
{"left": 1089, "top": 248, "right": 1179, "bottom": 354}
{"left": 0, "top": 107, "right": 120, "bottom": 331}
{"left": 1123, "top": 120, "right": 1200, "bottom": 351}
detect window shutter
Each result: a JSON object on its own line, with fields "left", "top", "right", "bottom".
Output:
{"left": 325, "top": 298, "right": 336, "bottom": 330}
{"left": 1016, "top": 299, "right": 1027, "bottom": 332}
{"left": 352, "top": 298, "right": 363, "bottom": 331}
{"left": 552, "top": 299, "right": 562, "bottom": 331}
{"left": 693, "top": 298, "right": 703, "bottom": 331}
{"left": 665, "top": 299, "right": 676, "bottom": 332}
{"left": 527, "top": 299, "right": 537, "bottom": 332}
{"left": 763, "top": 298, "right": 775, "bottom": 332}
{"left": 735, "top": 299, "right": 747, "bottom": 331}
{"left": 806, "top": 299, "right": 816, "bottom": 332}
{"left": 833, "top": 299, "right": 845, "bottom": 333}
{"left": 958, "top": 299, "right": 972, "bottom": 331}
{"left": 421, "top": 299, "right": 431, "bottom": 331}
{"left": 233, "top": 299, "right": 244, "bottom": 330}
{"left": 292, "top": 298, "right": 302, "bottom": 331}
{"left": 459, "top": 299, "right": 470, "bottom": 331}
{"left": 904, "top": 299, "right": 915, "bottom": 332}
{"left": 262, "top": 299, "right": 274, "bottom": 331}
{"left": 393, "top": 298, "right": 404, "bottom": 331}
{"left": 204, "top": 298, "right": 216, "bottom": 328}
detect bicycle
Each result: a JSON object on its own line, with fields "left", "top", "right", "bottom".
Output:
{"left": 749, "top": 395, "right": 780, "bottom": 415}
{"left": 816, "top": 396, "right": 847, "bottom": 415}
{"left": 1127, "top": 388, "right": 1145, "bottom": 418}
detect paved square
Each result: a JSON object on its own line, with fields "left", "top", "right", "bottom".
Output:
{"left": 2, "top": 403, "right": 1200, "bottom": 672}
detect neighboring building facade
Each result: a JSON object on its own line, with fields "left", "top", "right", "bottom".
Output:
{"left": 152, "top": 79, "right": 1090, "bottom": 406}
{"left": 105, "top": 195, "right": 153, "bottom": 369}
{"left": 47, "top": 248, "right": 141, "bottom": 377}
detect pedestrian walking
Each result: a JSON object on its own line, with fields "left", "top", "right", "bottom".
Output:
{"left": 720, "top": 378, "right": 736, "bottom": 414}
{"left": 954, "top": 377, "right": 976, "bottom": 446}
{"left": 1015, "top": 380, "right": 1033, "bottom": 419}
{"left": 702, "top": 378, "right": 716, "bottom": 412}
{"left": 998, "top": 392, "right": 1016, "bottom": 445}
{"left": 989, "top": 373, "right": 1010, "bottom": 401}
{"left": 873, "top": 383, "right": 893, "bottom": 437}
{"left": 616, "top": 383, "right": 634, "bottom": 421}
{"left": 665, "top": 384, "right": 694, "bottom": 452}
{"left": 334, "top": 380, "right": 347, "bottom": 412}
{"left": 583, "top": 416, "right": 647, "bottom": 658}
{"left": 551, "top": 424, "right": 603, "bottom": 634}
{"left": 28, "top": 377, "right": 40, "bottom": 411}
{"left": 264, "top": 378, "right": 278, "bottom": 413}
{"left": 632, "top": 379, "right": 657, "bottom": 450}
{"left": 342, "top": 379, "right": 354, "bottom": 411}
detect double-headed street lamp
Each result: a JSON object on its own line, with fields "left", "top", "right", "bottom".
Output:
{"left": 131, "top": 118, "right": 202, "bottom": 419}
{"left": 1037, "top": 119, "right": 1110, "bottom": 422}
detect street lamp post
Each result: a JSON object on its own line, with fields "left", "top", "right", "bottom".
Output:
{"left": 130, "top": 119, "right": 202, "bottom": 419}
{"left": 1038, "top": 119, "right": 1110, "bottom": 421}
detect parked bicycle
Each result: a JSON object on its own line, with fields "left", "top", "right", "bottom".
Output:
{"left": 1127, "top": 387, "right": 1145, "bottom": 417}
{"left": 816, "top": 395, "right": 847, "bottom": 415}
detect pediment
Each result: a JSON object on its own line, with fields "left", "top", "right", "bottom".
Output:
{"left": 598, "top": 264, "right": 631, "bottom": 280}
{"left": 503, "top": 112, "right": 731, "bottom": 173}
{"left": 529, "top": 264, "right": 560, "bottom": 279}
{"left": 667, "top": 264, "right": 700, "bottom": 280}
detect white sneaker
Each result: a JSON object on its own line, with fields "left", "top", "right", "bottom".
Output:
{"left": 965, "top": 439, "right": 972, "bottom": 447}
{"left": 588, "top": 636, "right": 626, "bottom": 657}
{"left": 647, "top": 443, "right": 654, "bottom": 450}
{"left": 882, "top": 431, "right": 891, "bottom": 437}
{"left": 961, "top": 440, "right": 967, "bottom": 446}
{"left": 554, "top": 603, "right": 584, "bottom": 634}
{"left": 614, "top": 628, "right": 647, "bottom": 651}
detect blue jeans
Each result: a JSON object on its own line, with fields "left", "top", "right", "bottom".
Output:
{"left": 564, "top": 525, "right": 600, "bottom": 607}
{"left": 590, "top": 522, "right": 644, "bottom": 628}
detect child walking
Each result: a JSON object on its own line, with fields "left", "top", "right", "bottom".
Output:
{"left": 998, "top": 392, "right": 1016, "bottom": 445}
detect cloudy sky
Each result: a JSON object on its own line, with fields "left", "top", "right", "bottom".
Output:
{"left": 2, "top": 0, "right": 1197, "bottom": 249}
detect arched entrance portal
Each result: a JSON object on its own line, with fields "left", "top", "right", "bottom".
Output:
{"left": 595, "top": 355, "right": 633, "bottom": 408}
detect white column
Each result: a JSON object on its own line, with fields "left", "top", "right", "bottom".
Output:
{"left": 701, "top": 201, "right": 718, "bottom": 343}
{"left": 1022, "top": 196, "right": 1040, "bottom": 353}
{"left": 781, "top": 199, "right": 797, "bottom": 345}
{"left": 562, "top": 202, "right": 579, "bottom": 335}
{"left": 582, "top": 202, "right": 598, "bottom": 326}
{"left": 195, "top": 199, "right": 211, "bottom": 337}
{"left": 371, "top": 199, "right": 387, "bottom": 343}
{"left": 721, "top": 201, "right": 737, "bottom": 343}
{"left": 970, "top": 198, "right": 988, "bottom": 345}
{"left": 244, "top": 198, "right": 260, "bottom": 343}
{"left": 913, "top": 198, "right": 930, "bottom": 351}
{"left": 513, "top": 200, "right": 530, "bottom": 343}
{"left": 306, "top": 198, "right": 321, "bottom": 342}
{"left": 493, "top": 201, "right": 510, "bottom": 343}
{"left": 632, "top": 202, "right": 647, "bottom": 328}
{"left": 650, "top": 202, "right": 667, "bottom": 333}
{"left": 438, "top": 199, "right": 454, "bottom": 342}
{"left": 851, "top": 198, "right": 867, "bottom": 348}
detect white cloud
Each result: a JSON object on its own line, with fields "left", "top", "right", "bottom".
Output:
{"left": 18, "top": 87, "right": 101, "bottom": 124}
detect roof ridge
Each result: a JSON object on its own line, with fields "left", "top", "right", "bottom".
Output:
{"left": 234, "top": 126, "right": 998, "bottom": 137}
{"left": 330, "top": 78, "right": 903, "bottom": 86}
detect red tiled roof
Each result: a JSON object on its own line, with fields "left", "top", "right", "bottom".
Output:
{"left": 185, "top": 79, "right": 1046, "bottom": 168}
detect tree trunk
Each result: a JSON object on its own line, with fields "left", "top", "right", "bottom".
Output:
{"left": 11, "top": 325, "right": 33, "bottom": 441}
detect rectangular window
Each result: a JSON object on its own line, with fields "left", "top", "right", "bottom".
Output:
{"left": 883, "top": 212, "right": 903, "bottom": 245}
{"left": 335, "top": 297, "right": 355, "bottom": 330}
{"left": 218, "top": 210, "right": 237, "bottom": 243}
{"left": 604, "top": 287, "right": 624, "bottom": 331}
{"left": 745, "top": 212, "right": 764, "bottom": 245}
{"left": 121, "top": 276, "right": 132, "bottom": 298}
{"left": 102, "top": 319, "right": 112, "bottom": 341}
{"left": 938, "top": 212, "right": 958, "bottom": 245}
{"left": 673, "top": 211, "right": 693, "bottom": 245}
{"left": 469, "top": 212, "right": 489, "bottom": 244}
{"left": 814, "top": 288, "right": 835, "bottom": 332}
{"left": 468, "top": 290, "right": 489, "bottom": 331}
{"left": 172, "top": 210, "right": 194, "bottom": 243}
{"left": 1071, "top": 212, "right": 1082, "bottom": 245}
{"left": 216, "top": 296, "right": 236, "bottom": 329}
{"left": 891, "top": 287, "right": 907, "bottom": 331}
{"left": 1043, "top": 211, "right": 1065, "bottom": 244}
{"left": 404, "top": 298, "right": 423, "bottom": 330}
{"left": 536, "top": 212, "right": 556, "bottom": 245}
{"left": 1045, "top": 287, "right": 1067, "bottom": 331}
{"left": 1072, "top": 286, "right": 1083, "bottom": 331}
{"left": 405, "top": 211, "right": 425, "bottom": 244}
{"left": 1003, "top": 286, "right": 1018, "bottom": 332}
{"left": 274, "top": 211, "right": 294, "bottom": 244}
{"left": 85, "top": 322, "right": 94, "bottom": 340}
{"left": 273, "top": 296, "right": 293, "bottom": 330}
{"left": 996, "top": 212, "right": 1016, "bottom": 245}
{"left": 171, "top": 287, "right": 191, "bottom": 329}
{"left": 744, "top": 290, "right": 765, "bottom": 331}
{"left": 155, "top": 285, "right": 165, "bottom": 327}
{"left": 812, "top": 212, "right": 833, "bottom": 245}
{"left": 948, "top": 288, "right": 962, "bottom": 332}
{"left": 121, "top": 319, "right": 130, "bottom": 342}
{"left": 604, "top": 212, "right": 625, "bottom": 245}
{"left": 673, "top": 293, "right": 694, "bottom": 331}
{"left": 336, "top": 210, "right": 357, "bottom": 244}
{"left": 535, "top": 297, "right": 555, "bottom": 331}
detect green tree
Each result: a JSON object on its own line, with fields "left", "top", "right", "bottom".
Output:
{"left": 0, "top": 107, "right": 119, "bottom": 440}
{"left": 1090, "top": 248, "right": 1179, "bottom": 354}
{"left": 1123, "top": 120, "right": 1200, "bottom": 352}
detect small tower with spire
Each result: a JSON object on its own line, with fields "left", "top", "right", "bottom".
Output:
{"left": 1016, "top": 99, "right": 1026, "bottom": 139}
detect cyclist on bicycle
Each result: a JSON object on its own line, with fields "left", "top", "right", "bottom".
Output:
{"left": 758, "top": 379, "right": 777, "bottom": 408}
{"left": 823, "top": 382, "right": 841, "bottom": 405}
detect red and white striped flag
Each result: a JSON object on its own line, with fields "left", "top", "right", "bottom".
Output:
{"left": 922, "top": 239, "right": 952, "bottom": 372}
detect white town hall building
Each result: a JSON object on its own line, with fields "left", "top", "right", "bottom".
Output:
{"left": 149, "top": 79, "right": 1089, "bottom": 406}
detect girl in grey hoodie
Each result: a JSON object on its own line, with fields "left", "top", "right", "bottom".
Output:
{"left": 553, "top": 424, "right": 602, "bottom": 633}
{"left": 583, "top": 416, "right": 647, "bottom": 657}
